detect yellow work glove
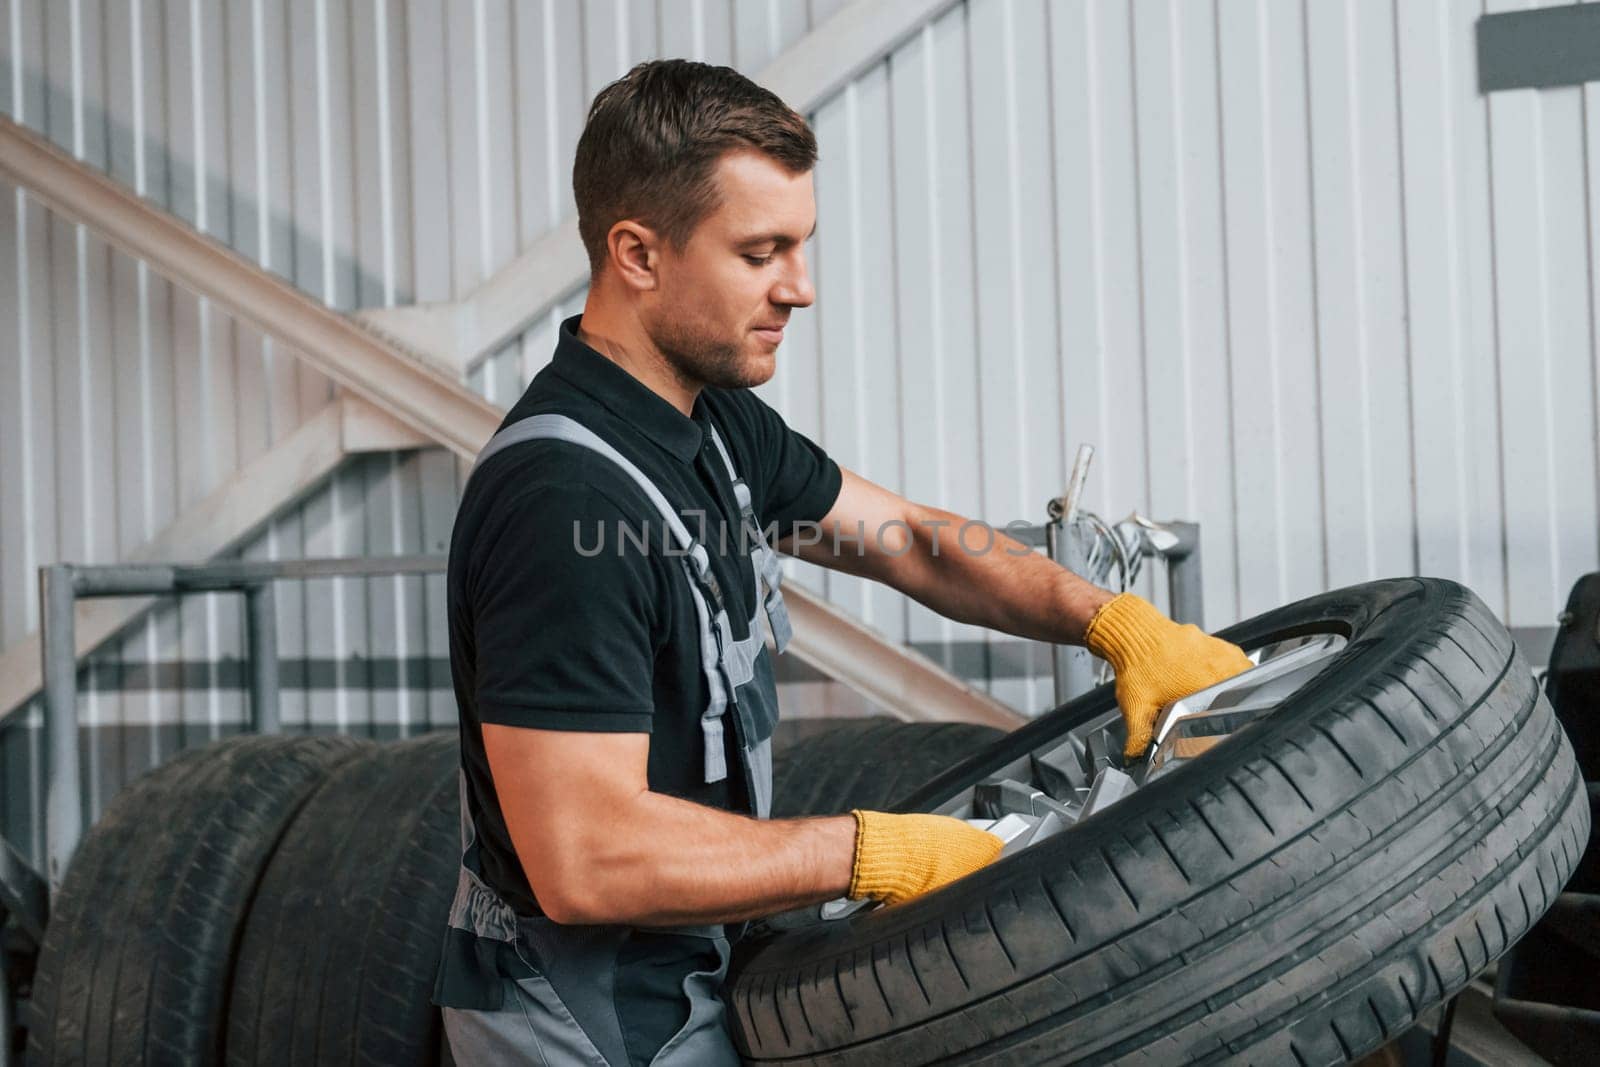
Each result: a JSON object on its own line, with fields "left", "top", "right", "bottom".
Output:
{"left": 847, "top": 810, "right": 1003, "bottom": 907}
{"left": 1084, "top": 592, "right": 1254, "bottom": 761}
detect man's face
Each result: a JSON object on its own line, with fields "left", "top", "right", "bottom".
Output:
{"left": 643, "top": 149, "right": 817, "bottom": 391}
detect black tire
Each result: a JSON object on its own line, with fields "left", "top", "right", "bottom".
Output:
{"left": 772, "top": 718, "right": 1009, "bottom": 817}
{"left": 226, "top": 730, "right": 460, "bottom": 1067}
{"left": 23, "top": 733, "right": 367, "bottom": 1066}
{"left": 728, "top": 578, "right": 1591, "bottom": 1065}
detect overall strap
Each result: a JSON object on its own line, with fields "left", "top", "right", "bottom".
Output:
{"left": 703, "top": 426, "right": 794, "bottom": 654}
{"left": 469, "top": 413, "right": 738, "bottom": 784}
{"left": 471, "top": 415, "right": 720, "bottom": 595}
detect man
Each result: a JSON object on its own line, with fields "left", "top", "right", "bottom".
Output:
{"left": 432, "top": 59, "right": 1252, "bottom": 1065}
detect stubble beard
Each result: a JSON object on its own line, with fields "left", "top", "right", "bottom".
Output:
{"left": 648, "top": 310, "right": 770, "bottom": 392}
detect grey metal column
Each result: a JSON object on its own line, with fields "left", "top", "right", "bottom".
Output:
{"left": 1162, "top": 522, "right": 1204, "bottom": 629}
{"left": 38, "top": 564, "right": 82, "bottom": 896}
{"left": 245, "top": 583, "right": 281, "bottom": 735}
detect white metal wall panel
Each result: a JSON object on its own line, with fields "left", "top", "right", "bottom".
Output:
{"left": 812, "top": 68, "right": 906, "bottom": 643}
{"left": 1127, "top": 0, "right": 1240, "bottom": 626}
{"left": 1397, "top": 0, "right": 1508, "bottom": 614}
{"left": 1485, "top": 0, "right": 1600, "bottom": 626}
{"left": 880, "top": 16, "right": 990, "bottom": 686}
{"left": 1217, "top": 0, "right": 1330, "bottom": 620}
{"left": 971, "top": 0, "right": 1062, "bottom": 711}
{"left": 1305, "top": 0, "right": 1411, "bottom": 595}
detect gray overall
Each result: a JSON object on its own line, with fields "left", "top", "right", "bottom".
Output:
{"left": 435, "top": 412, "right": 793, "bottom": 1066}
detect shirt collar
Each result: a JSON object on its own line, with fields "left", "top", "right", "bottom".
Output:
{"left": 550, "top": 314, "right": 707, "bottom": 463}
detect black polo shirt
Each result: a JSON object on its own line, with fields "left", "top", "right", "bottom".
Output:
{"left": 447, "top": 314, "right": 842, "bottom": 918}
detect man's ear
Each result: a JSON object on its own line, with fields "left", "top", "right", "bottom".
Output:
{"left": 607, "top": 220, "right": 659, "bottom": 292}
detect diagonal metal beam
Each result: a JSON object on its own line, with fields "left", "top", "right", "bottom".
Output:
{"left": 356, "top": 0, "right": 964, "bottom": 373}
{"left": 0, "top": 116, "right": 503, "bottom": 459}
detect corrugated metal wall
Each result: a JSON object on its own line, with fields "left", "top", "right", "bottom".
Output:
{"left": 473, "top": 0, "right": 1600, "bottom": 713}
{"left": 4, "top": 0, "right": 1599, "bottom": 860}
{"left": 802, "top": 0, "right": 1598, "bottom": 710}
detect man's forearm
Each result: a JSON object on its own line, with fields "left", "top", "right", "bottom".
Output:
{"left": 882, "top": 503, "right": 1114, "bottom": 645}
{"left": 533, "top": 793, "right": 856, "bottom": 927}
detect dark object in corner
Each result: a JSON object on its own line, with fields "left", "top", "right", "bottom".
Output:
{"left": 1547, "top": 572, "right": 1600, "bottom": 783}
{"left": 1492, "top": 571, "right": 1600, "bottom": 1065}
{"left": 1478, "top": 5, "right": 1600, "bottom": 93}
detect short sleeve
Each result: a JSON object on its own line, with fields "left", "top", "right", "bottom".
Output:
{"left": 467, "top": 484, "right": 660, "bottom": 732}
{"left": 739, "top": 391, "right": 842, "bottom": 540}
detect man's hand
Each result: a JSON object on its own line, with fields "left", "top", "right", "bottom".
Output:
{"left": 847, "top": 810, "right": 1003, "bottom": 907}
{"left": 1084, "top": 592, "right": 1254, "bottom": 760}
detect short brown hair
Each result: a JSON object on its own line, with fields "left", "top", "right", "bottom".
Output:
{"left": 573, "top": 59, "right": 818, "bottom": 276}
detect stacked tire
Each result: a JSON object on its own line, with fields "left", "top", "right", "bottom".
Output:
{"left": 21, "top": 731, "right": 462, "bottom": 1067}
{"left": 225, "top": 732, "right": 459, "bottom": 1066}
{"left": 23, "top": 734, "right": 367, "bottom": 1064}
